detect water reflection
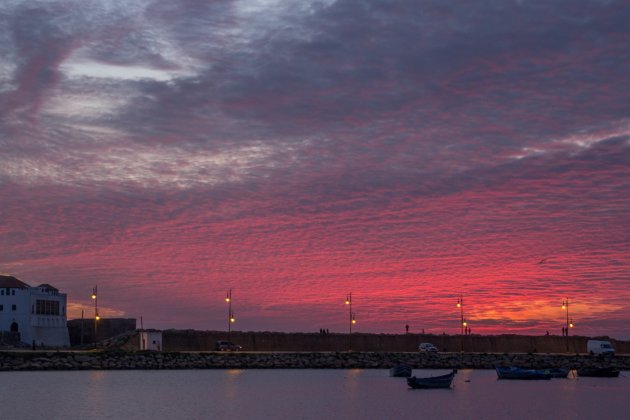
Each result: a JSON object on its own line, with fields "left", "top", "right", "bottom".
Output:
{"left": 0, "top": 369, "right": 627, "bottom": 420}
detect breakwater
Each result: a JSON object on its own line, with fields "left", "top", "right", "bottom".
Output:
{"left": 1, "top": 350, "right": 628, "bottom": 371}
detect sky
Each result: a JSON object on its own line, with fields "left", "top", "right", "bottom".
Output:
{"left": 1, "top": 0, "right": 629, "bottom": 339}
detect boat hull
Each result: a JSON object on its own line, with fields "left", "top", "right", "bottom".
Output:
{"left": 407, "top": 370, "right": 456, "bottom": 389}
{"left": 495, "top": 367, "right": 552, "bottom": 380}
{"left": 576, "top": 367, "right": 620, "bottom": 377}
{"left": 547, "top": 367, "right": 570, "bottom": 378}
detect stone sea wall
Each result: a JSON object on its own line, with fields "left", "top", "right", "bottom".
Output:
{"left": 1, "top": 350, "right": 628, "bottom": 371}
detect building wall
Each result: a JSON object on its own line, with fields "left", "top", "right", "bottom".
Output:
{"left": 0, "top": 286, "right": 69, "bottom": 347}
{"left": 0, "top": 288, "right": 31, "bottom": 344}
{"left": 29, "top": 287, "right": 70, "bottom": 347}
{"left": 139, "top": 331, "right": 163, "bottom": 350}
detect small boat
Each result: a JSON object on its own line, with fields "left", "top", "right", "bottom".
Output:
{"left": 407, "top": 370, "right": 456, "bottom": 389}
{"left": 390, "top": 363, "right": 412, "bottom": 377}
{"left": 495, "top": 366, "right": 552, "bottom": 380}
{"left": 576, "top": 367, "right": 620, "bottom": 377}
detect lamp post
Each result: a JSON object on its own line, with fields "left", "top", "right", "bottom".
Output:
{"left": 91, "top": 285, "right": 99, "bottom": 343}
{"left": 457, "top": 296, "right": 465, "bottom": 351}
{"left": 562, "top": 298, "right": 573, "bottom": 352}
{"left": 226, "top": 289, "right": 235, "bottom": 338}
{"left": 345, "top": 293, "right": 356, "bottom": 350}
{"left": 456, "top": 296, "right": 464, "bottom": 335}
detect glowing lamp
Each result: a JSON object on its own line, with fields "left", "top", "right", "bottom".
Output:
{"left": 95, "top": 315, "right": 100, "bottom": 321}
{"left": 352, "top": 319, "right": 356, "bottom": 324}
{"left": 230, "top": 317, "right": 235, "bottom": 323}
{"left": 91, "top": 294, "right": 96, "bottom": 300}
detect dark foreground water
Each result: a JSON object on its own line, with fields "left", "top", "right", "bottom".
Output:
{"left": 0, "top": 369, "right": 627, "bottom": 420}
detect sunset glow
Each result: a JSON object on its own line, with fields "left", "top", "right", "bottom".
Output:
{"left": 0, "top": 0, "right": 628, "bottom": 339}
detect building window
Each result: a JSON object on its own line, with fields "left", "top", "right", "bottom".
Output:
{"left": 1, "top": 290, "right": 4, "bottom": 295}
{"left": 12, "top": 304, "right": 16, "bottom": 311}
{"left": 11, "top": 290, "right": 15, "bottom": 295}
{"left": 0, "top": 304, "right": 3, "bottom": 311}
{"left": 36, "top": 300, "right": 60, "bottom": 316}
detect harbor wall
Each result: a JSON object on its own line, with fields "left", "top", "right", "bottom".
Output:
{"left": 159, "top": 330, "right": 630, "bottom": 354}
{"left": 67, "top": 318, "right": 136, "bottom": 345}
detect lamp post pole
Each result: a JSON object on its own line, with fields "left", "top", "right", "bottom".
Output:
{"left": 562, "top": 298, "right": 573, "bottom": 352}
{"left": 457, "top": 296, "right": 465, "bottom": 351}
{"left": 345, "top": 293, "right": 356, "bottom": 350}
{"left": 226, "top": 289, "right": 235, "bottom": 338}
{"left": 91, "top": 285, "right": 99, "bottom": 343}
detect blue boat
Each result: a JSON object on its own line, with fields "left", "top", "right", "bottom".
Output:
{"left": 407, "top": 370, "right": 456, "bottom": 389}
{"left": 495, "top": 366, "right": 552, "bottom": 380}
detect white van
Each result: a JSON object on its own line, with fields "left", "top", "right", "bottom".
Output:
{"left": 587, "top": 340, "right": 615, "bottom": 356}
{"left": 418, "top": 342, "right": 438, "bottom": 352}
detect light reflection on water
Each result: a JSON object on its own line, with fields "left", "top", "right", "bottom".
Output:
{"left": 0, "top": 369, "right": 628, "bottom": 420}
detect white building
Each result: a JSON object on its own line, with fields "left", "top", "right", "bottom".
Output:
{"left": 139, "top": 330, "right": 163, "bottom": 351}
{"left": 0, "top": 275, "right": 70, "bottom": 347}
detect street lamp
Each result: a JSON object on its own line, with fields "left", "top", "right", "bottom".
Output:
{"left": 562, "top": 298, "right": 574, "bottom": 352}
{"left": 457, "top": 296, "right": 467, "bottom": 351}
{"left": 226, "top": 289, "right": 235, "bottom": 337}
{"left": 456, "top": 296, "right": 464, "bottom": 336}
{"left": 345, "top": 293, "right": 356, "bottom": 334}
{"left": 346, "top": 293, "right": 356, "bottom": 350}
{"left": 91, "top": 285, "right": 99, "bottom": 343}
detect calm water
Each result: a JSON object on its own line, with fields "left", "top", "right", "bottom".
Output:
{"left": 0, "top": 369, "right": 627, "bottom": 420}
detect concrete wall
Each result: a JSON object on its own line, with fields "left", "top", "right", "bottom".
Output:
{"left": 68, "top": 318, "right": 136, "bottom": 346}
{"left": 161, "top": 330, "right": 630, "bottom": 354}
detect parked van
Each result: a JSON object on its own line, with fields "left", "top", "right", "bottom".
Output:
{"left": 587, "top": 340, "right": 615, "bottom": 356}
{"left": 418, "top": 342, "right": 438, "bottom": 352}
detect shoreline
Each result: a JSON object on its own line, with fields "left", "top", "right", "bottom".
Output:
{"left": 1, "top": 350, "right": 628, "bottom": 371}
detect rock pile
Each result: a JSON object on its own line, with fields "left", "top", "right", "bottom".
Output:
{"left": 0, "top": 350, "right": 627, "bottom": 371}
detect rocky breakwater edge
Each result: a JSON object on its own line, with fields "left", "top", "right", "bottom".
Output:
{"left": 0, "top": 350, "right": 629, "bottom": 371}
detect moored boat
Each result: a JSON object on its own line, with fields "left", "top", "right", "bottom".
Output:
{"left": 407, "top": 370, "right": 456, "bottom": 389}
{"left": 576, "top": 367, "right": 620, "bottom": 377}
{"left": 389, "top": 363, "right": 412, "bottom": 377}
{"left": 495, "top": 366, "right": 552, "bottom": 380}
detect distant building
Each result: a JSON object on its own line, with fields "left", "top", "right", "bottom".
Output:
{"left": 139, "top": 330, "right": 163, "bottom": 351}
{"left": 67, "top": 318, "right": 137, "bottom": 346}
{"left": 0, "top": 275, "right": 70, "bottom": 347}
